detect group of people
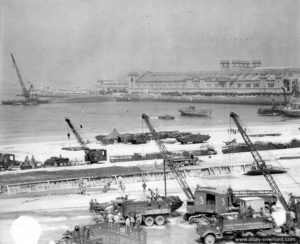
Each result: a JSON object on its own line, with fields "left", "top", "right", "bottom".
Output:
{"left": 23, "top": 155, "right": 36, "bottom": 166}
{"left": 238, "top": 205, "right": 255, "bottom": 219}
{"left": 146, "top": 188, "right": 164, "bottom": 207}
{"left": 103, "top": 180, "right": 112, "bottom": 193}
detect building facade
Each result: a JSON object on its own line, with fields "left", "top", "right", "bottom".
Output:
{"left": 96, "top": 80, "right": 128, "bottom": 92}
{"left": 128, "top": 61, "right": 300, "bottom": 95}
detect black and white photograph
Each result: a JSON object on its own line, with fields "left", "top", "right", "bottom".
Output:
{"left": 0, "top": 0, "right": 300, "bottom": 243}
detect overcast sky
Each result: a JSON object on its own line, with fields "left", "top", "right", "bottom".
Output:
{"left": 1, "top": 0, "right": 299, "bottom": 92}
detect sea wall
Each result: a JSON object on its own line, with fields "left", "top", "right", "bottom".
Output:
{"left": 122, "top": 94, "right": 290, "bottom": 105}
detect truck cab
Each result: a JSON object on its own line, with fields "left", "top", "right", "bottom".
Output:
{"left": 86, "top": 149, "right": 107, "bottom": 163}
{"left": 0, "top": 153, "right": 15, "bottom": 170}
{"left": 186, "top": 187, "right": 229, "bottom": 221}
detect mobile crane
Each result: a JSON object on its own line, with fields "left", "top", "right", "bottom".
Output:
{"left": 65, "top": 118, "right": 107, "bottom": 164}
{"left": 10, "top": 54, "right": 48, "bottom": 105}
{"left": 142, "top": 113, "right": 283, "bottom": 223}
{"left": 230, "top": 112, "right": 300, "bottom": 235}
{"left": 142, "top": 113, "right": 194, "bottom": 199}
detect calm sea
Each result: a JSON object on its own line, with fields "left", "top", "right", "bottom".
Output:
{"left": 0, "top": 100, "right": 299, "bottom": 146}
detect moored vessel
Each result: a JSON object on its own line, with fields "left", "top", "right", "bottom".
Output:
{"left": 244, "top": 164, "right": 287, "bottom": 175}
{"left": 178, "top": 106, "right": 212, "bottom": 117}
{"left": 158, "top": 114, "right": 175, "bottom": 120}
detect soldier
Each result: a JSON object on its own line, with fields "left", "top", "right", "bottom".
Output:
{"left": 259, "top": 207, "right": 266, "bottom": 217}
{"left": 246, "top": 205, "right": 254, "bottom": 218}
{"left": 142, "top": 181, "right": 147, "bottom": 192}
{"left": 31, "top": 155, "right": 36, "bottom": 166}
{"left": 135, "top": 212, "right": 142, "bottom": 230}
{"left": 24, "top": 156, "right": 30, "bottom": 164}
{"left": 155, "top": 188, "right": 160, "bottom": 199}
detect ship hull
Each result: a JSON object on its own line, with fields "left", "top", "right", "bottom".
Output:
{"left": 179, "top": 110, "right": 211, "bottom": 117}
{"left": 281, "top": 109, "right": 300, "bottom": 117}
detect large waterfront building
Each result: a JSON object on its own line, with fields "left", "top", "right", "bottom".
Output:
{"left": 128, "top": 61, "right": 300, "bottom": 95}
{"left": 96, "top": 79, "right": 128, "bottom": 92}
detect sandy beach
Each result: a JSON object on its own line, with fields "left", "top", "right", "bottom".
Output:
{"left": 1, "top": 121, "right": 300, "bottom": 243}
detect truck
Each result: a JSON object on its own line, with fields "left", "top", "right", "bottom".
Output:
{"left": 185, "top": 187, "right": 277, "bottom": 222}
{"left": 0, "top": 153, "right": 16, "bottom": 171}
{"left": 196, "top": 215, "right": 275, "bottom": 244}
{"left": 113, "top": 198, "right": 172, "bottom": 226}
{"left": 43, "top": 156, "right": 70, "bottom": 167}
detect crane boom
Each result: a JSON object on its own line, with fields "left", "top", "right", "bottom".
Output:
{"left": 141, "top": 113, "right": 194, "bottom": 199}
{"left": 230, "top": 112, "right": 289, "bottom": 211}
{"left": 65, "top": 118, "right": 90, "bottom": 158}
{"left": 11, "top": 53, "right": 30, "bottom": 98}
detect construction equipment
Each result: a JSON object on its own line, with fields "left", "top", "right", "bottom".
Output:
{"left": 11, "top": 53, "right": 31, "bottom": 99}
{"left": 142, "top": 113, "right": 281, "bottom": 222}
{"left": 3, "top": 53, "right": 48, "bottom": 105}
{"left": 65, "top": 118, "right": 107, "bottom": 164}
{"left": 142, "top": 113, "right": 194, "bottom": 200}
{"left": 230, "top": 112, "right": 300, "bottom": 235}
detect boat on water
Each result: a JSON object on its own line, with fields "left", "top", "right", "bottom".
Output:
{"left": 244, "top": 164, "right": 287, "bottom": 176}
{"left": 280, "top": 102, "right": 300, "bottom": 117}
{"left": 1, "top": 98, "right": 48, "bottom": 105}
{"left": 257, "top": 106, "right": 283, "bottom": 116}
{"left": 158, "top": 114, "right": 175, "bottom": 120}
{"left": 178, "top": 106, "right": 212, "bottom": 117}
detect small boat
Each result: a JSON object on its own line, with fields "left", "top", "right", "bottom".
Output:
{"left": 257, "top": 106, "right": 282, "bottom": 116}
{"left": 158, "top": 114, "right": 175, "bottom": 120}
{"left": 178, "top": 106, "right": 212, "bottom": 117}
{"left": 281, "top": 102, "right": 300, "bottom": 117}
{"left": 244, "top": 164, "right": 287, "bottom": 176}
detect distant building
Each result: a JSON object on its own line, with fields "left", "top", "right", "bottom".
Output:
{"left": 96, "top": 80, "right": 128, "bottom": 92}
{"left": 128, "top": 61, "right": 300, "bottom": 95}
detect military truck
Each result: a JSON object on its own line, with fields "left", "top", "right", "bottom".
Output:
{"left": 0, "top": 153, "right": 16, "bottom": 171}
{"left": 43, "top": 156, "right": 70, "bottom": 167}
{"left": 116, "top": 199, "right": 171, "bottom": 226}
{"left": 184, "top": 187, "right": 277, "bottom": 222}
{"left": 196, "top": 215, "right": 275, "bottom": 244}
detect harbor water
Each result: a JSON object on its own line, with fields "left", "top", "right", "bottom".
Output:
{"left": 1, "top": 100, "right": 299, "bottom": 146}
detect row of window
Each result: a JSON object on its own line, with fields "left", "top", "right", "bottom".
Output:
{"left": 135, "top": 82, "right": 276, "bottom": 89}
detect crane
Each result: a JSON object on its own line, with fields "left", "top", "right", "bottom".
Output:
{"left": 65, "top": 117, "right": 91, "bottom": 160}
{"left": 230, "top": 112, "right": 289, "bottom": 211}
{"left": 141, "top": 113, "right": 194, "bottom": 200}
{"left": 11, "top": 53, "right": 31, "bottom": 99}
{"left": 65, "top": 118, "right": 107, "bottom": 164}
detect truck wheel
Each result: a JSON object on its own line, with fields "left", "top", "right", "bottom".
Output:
{"left": 154, "top": 215, "right": 165, "bottom": 226}
{"left": 180, "top": 162, "right": 185, "bottom": 167}
{"left": 204, "top": 234, "right": 215, "bottom": 244}
{"left": 144, "top": 216, "right": 154, "bottom": 226}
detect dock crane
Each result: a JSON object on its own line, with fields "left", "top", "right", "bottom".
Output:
{"left": 65, "top": 118, "right": 107, "bottom": 164}
{"left": 142, "top": 113, "right": 194, "bottom": 199}
{"left": 11, "top": 53, "right": 31, "bottom": 99}
{"left": 142, "top": 114, "right": 245, "bottom": 221}
{"left": 230, "top": 112, "right": 300, "bottom": 232}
